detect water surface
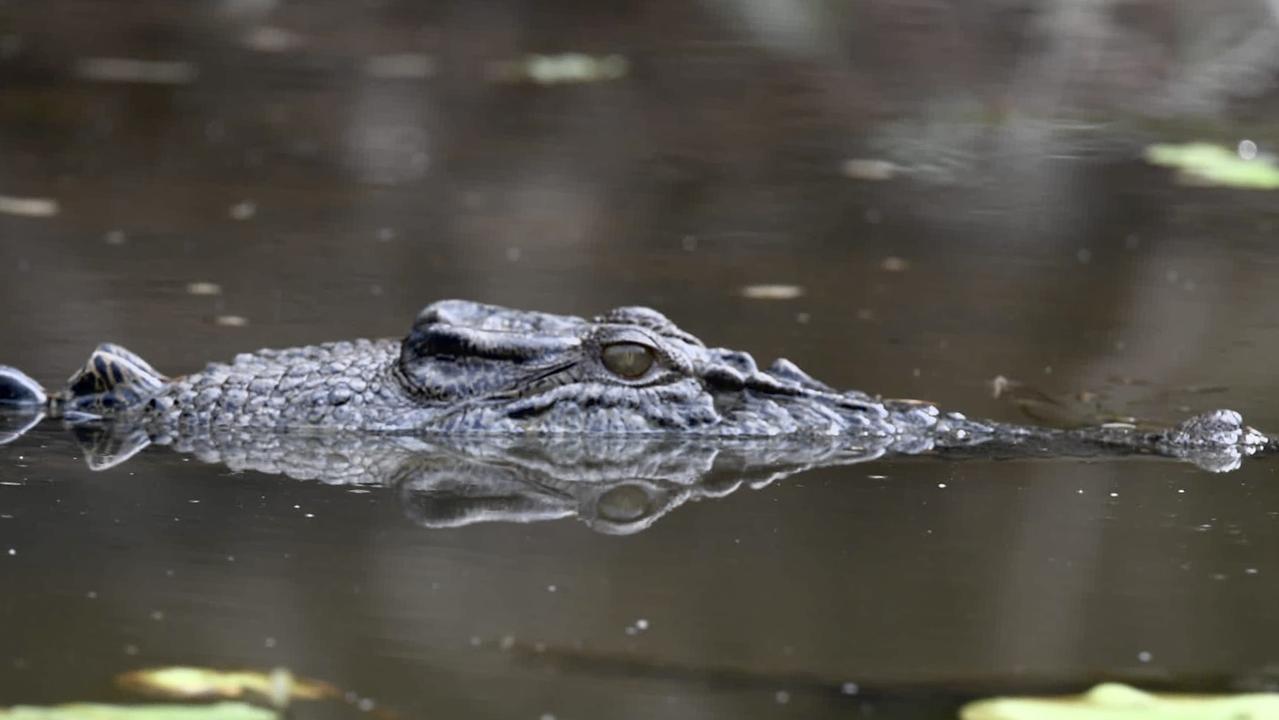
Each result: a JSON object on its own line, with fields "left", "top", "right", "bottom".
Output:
{"left": 4, "top": 1, "right": 1279, "bottom": 718}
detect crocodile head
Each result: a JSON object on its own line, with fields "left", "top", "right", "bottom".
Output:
{"left": 395, "top": 299, "right": 894, "bottom": 435}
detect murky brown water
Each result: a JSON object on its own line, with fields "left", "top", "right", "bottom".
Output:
{"left": 4, "top": 1, "right": 1279, "bottom": 718}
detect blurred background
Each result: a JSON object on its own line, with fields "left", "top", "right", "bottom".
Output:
{"left": 2, "top": 0, "right": 1279, "bottom": 420}
{"left": 4, "top": 1, "right": 1279, "bottom": 718}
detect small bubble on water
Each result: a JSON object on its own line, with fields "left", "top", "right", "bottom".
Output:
{"left": 1239, "top": 139, "right": 1258, "bottom": 161}
{"left": 357, "top": 697, "right": 375, "bottom": 712}
{"left": 540, "top": 714, "right": 557, "bottom": 720}
{"left": 546, "top": 584, "right": 557, "bottom": 593}
{"left": 1137, "top": 650, "right": 1152, "bottom": 663}
{"left": 635, "top": 618, "right": 649, "bottom": 630}
{"left": 841, "top": 682, "right": 860, "bottom": 695}
{"left": 505, "top": 247, "right": 522, "bottom": 262}
{"left": 1246, "top": 568, "right": 1260, "bottom": 575}
{"left": 6, "top": 548, "right": 14, "bottom": 556}
{"left": 150, "top": 610, "right": 164, "bottom": 621}
{"left": 104, "top": 230, "right": 127, "bottom": 245}
{"left": 1109, "top": 492, "right": 1119, "bottom": 498}
{"left": 264, "top": 637, "right": 277, "bottom": 648}
{"left": 936, "top": 483, "right": 947, "bottom": 489}
{"left": 123, "top": 644, "right": 139, "bottom": 656}
{"left": 775, "top": 690, "right": 791, "bottom": 705}
{"left": 1076, "top": 248, "right": 1092, "bottom": 264}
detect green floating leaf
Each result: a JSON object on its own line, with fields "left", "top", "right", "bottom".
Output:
{"left": 0, "top": 701, "right": 277, "bottom": 720}
{"left": 1144, "top": 142, "right": 1279, "bottom": 189}
{"left": 962, "top": 682, "right": 1279, "bottom": 719}
{"left": 117, "top": 667, "right": 336, "bottom": 706}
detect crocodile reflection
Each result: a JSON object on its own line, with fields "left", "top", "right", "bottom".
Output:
{"left": 74, "top": 423, "right": 897, "bottom": 534}
{"left": 2, "top": 408, "right": 1267, "bottom": 535}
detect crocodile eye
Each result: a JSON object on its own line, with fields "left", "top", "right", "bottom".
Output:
{"left": 601, "top": 342, "right": 655, "bottom": 379}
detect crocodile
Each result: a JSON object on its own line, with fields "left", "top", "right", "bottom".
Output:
{"left": 0, "top": 299, "right": 1271, "bottom": 473}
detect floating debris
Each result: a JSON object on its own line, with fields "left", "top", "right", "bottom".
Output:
{"left": 185, "top": 282, "right": 222, "bottom": 297}
{"left": 1144, "top": 142, "right": 1279, "bottom": 190}
{"left": 840, "top": 158, "right": 899, "bottom": 181}
{"left": 880, "top": 256, "right": 910, "bottom": 272}
{"left": 74, "top": 58, "right": 198, "bottom": 85}
{"left": 962, "top": 682, "right": 1279, "bottom": 719}
{"left": 489, "top": 53, "right": 629, "bottom": 85}
{"left": 242, "top": 26, "right": 301, "bottom": 53}
{"left": 0, "top": 195, "right": 58, "bottom": 218}
{"left": 365, "top": 53, "right": 436, "bottom": 80}
{"left": 740, "top": 284, "right": 804, "bottom": 300}
{"left": 228, "top": 201, "right": 256, "bottom": 221}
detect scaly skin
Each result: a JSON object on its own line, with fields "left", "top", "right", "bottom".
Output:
{"left": 3, "top": 299, "right": 1271, "bottom": 472}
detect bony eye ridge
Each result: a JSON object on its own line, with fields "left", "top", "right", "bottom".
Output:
{"left": 601, "top": 342, "right": 656, "bottom": 379}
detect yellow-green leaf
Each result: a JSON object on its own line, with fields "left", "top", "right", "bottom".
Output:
{"left": 0, "top": 701, "right": 277, "bottom": 720}
{"left": 1144, "top": 142, "right": 1279, "bottom": 189}
{"left": 116, "top": 667, "right": 336, "bottom": 706}
{"left": 962, "top": 682, "right": 1279, "bottom": 719}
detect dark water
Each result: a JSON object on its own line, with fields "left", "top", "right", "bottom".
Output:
{"left": 4, "top": 1, "right": 1279, "bottom": 718}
